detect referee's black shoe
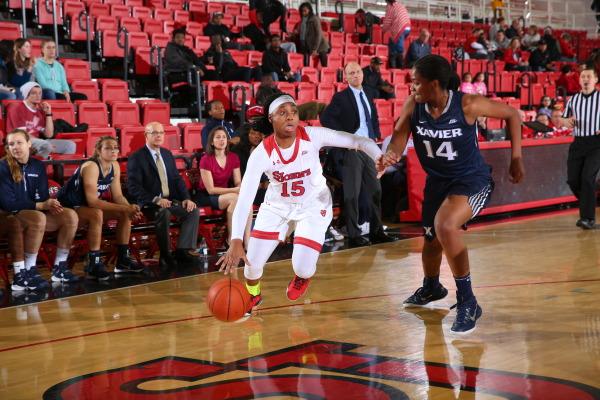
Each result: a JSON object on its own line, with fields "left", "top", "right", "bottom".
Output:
{"left": 576, "top": 219, "right": 596, "bottom": 230}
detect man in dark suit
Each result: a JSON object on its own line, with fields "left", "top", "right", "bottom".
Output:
{"left": 127, "top": 122, "right": 201, "bottom": 269}
{"left": 320, "top": 62, "right": 395, "bottom": 247}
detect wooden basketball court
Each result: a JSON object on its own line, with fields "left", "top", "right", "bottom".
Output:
{"left": 1, "top": 210, "right": 599, "bottom": 399}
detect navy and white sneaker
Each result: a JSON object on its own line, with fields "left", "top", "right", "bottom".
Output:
{"left": 11, "top": 271, "right": 31, "bottom": 291}
{"left": 450, "top": 296, "right": 483, "bottom": 334}
{"left": 27, "top": 267, "right": 50, "bottom": 290}
{"left": 114, "top": 254, "right": 144, "bottom": 274}
{"left": 403, "top": 284, "right": 448, "bottom": 307}
{"left": 86, "top": 261, "right": 111, "bottom": 281}
{"left": 51, "top": 262, "right": 81, "bottom": 283}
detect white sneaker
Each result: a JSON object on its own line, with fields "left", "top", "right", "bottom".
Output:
{"left": 328, "top": 226, "right": 344, "bottom": 241}
{"left": 360, "top": 222, "right": 370, "bottom": 236}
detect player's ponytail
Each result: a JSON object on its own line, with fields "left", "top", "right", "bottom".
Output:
{"left": 414, "top": 55, "right": 456, "bottom": 91}
{"left": 251, "top": 91, "right": 285, "bottom": 136}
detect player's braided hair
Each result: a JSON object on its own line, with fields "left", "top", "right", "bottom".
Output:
{"left": 414, "top": 54, "right": 461, "bottom": 91}
{"left": 251, "top": 91, "right": 285, "bottom": 136}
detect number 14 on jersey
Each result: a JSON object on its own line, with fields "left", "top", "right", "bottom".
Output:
{"left": 423, "top": 140, "right": 458, "bottom": 160}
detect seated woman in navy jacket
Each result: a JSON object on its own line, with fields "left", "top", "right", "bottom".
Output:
{"left": 58, "top": 136, "right": 144, "bottom": 280}
{"left": 0, "top": 129, "right": 79, "bottom": 290}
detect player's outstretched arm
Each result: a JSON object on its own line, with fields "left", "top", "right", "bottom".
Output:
{"left": 464, "top": 94, "right": 524, "bottom": 183}
{"left": 309, "top": 126, "right": 383, "bottom": 162}
{"left": 216, "top": 149, "right": 268, "bottom": 274}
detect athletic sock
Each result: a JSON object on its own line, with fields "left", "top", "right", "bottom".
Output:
{"left": 423, "top": 275, "right": 440, "bottom": 290}
{"left": 24, "top": 253, "right": 37, "bottom": 270}
{"left": 13, "top": 261, "right": 25, "bottom": 274}
{"left": 246, "top": 281, "right": 261, "bottom": 296}
{"left": 454, "top": 274, "right": 474, "bottom": 303}
{"left": 54, "top": 248, "right": 70, "bottom": 266}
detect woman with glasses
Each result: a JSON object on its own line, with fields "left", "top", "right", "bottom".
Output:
{"left": 57, "top": 136, "right": 144, "bottom": 280}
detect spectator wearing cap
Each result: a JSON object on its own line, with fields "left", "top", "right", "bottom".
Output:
{"left": 405, "top": 29, "right": 431, "bottom": 67}
{"left": 261, "top": 34, "right": 301, "bottom": 82}
{"left": 530, "top": 39, "right": 555, "bottom": 71}
{"left": 204, "top": 12, "right": 254, "bottom": 51}
{"left": 201, "top": 100, "right": 239, "bottom": 149}
{"left": 362, "top": 57, "right": 395, "bottom": 100}
{"left": 165, "top": 26, "right": 215, "bottom": 109}
{"left": 5, "top": 82, "right": 76, "bottom": 158}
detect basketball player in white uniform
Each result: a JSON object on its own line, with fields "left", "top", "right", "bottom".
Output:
{"left": 217, "top": 94, "right": 384, "bottom": 314}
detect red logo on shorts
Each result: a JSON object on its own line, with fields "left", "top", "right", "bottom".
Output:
{"left": 320, "top": 210, "right": 326, "bottom": 217}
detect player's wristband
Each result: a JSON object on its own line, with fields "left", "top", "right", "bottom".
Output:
{"left": 45, "top": 113, "right": 53, "bottom": 117}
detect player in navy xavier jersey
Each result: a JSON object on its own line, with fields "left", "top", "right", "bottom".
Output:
{"left": 383, "top": 55, "right": 525, "bottom": 334}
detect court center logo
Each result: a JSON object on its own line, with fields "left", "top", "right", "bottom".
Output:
{"left": 43, "top": 340, "right": 600, "bottom": 400}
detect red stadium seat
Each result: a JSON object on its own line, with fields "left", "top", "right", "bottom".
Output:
{"left": 78, "top": 102, "right": 109, "bottom": 127}
{"left": 391, "top": 69, "right": 409, "bottom": 84}
{"left": 394, "top": 84, "right": 410, "bottom": 99}
{"left": 47, "top": 101, "right": 75, "bottom": 126}
{"left": 120, "top": 17, "right": 141, "bottom": 33}
{"left": 111, "top": 102, "right": 140, "bottom": 128}
{"left": 206, "top": 2, "right": 223, "bottom": 14}
{"left": 224, "top": 3, "right": 241, "bottom": 15}
{"left": 140, "top": 101, "right": 170, "bottom": 126}
{"left": 165, "top": 0, "right": 184, "bottom": 9}
{"left": 36, "top": 0, "right": 63, "bottom": 26}
{"left": 62, "top": 59, "right": 91, "bottom": 83}
{"left": 204, "top": 81, "right": 230, "bottom": 110}
{"left": 186, "top": 21, "right": 204, "bottom": 37}
{"left": 95, "top": 15, "right": 118, "bottom": 32}
{"left": 300, "top": 67, "right": 318, "bottom": 83}
{"left": 379, "top": 118, "right": 393, "bottom": 139}
{"left": 143, "top": 19, "right": 163, "bottom": 36}
{"left": 63, "top": 0, "right": 84, "bottom": 17}
{"left": 174, "top": 10, "right": 190, "bottom": 25}
{"left": 134, "top": 46, "right": 161, "bottom": 75}
{"left": 101, "top": 80, "right": 129, "bottom": 103}
{"left": 54, "top": 132, "right": 88, "bottom": 157}
{"left": 132, "top": 6, "right": 152, "bottom": 22}
{"left": 154, "top": 8, "right": 173, "bottom": 21}
{"left": 247, "top": 51, "right": 263, "bottom": 67}
{"left": 90, "top": 3, "right": 110, "bottom": 19}
{"left": 70, "top": 80, "right": 99, "bottom": 102}
{"left": 327, "top": 54, "right": 343, "bottom": 69}
{"left": 288, "top": 53, "right": 304, "bottom": 71}
{"left": 110, "top": 5, "right": 130, "bottom": 19}
{"left": 128, "top": 32, "right": 150, "bottom": 50}
{"left": 0, "top": 22, "right": 21, "bottom": 40}
{"left": 179, "top": 123, "right": 203, "bottom": 151}
{"left": 119, "top": 126, "right": 146, "bottom": 155}
{"left": 68, "top": 13, "right": 93, "bottom": 42}
{"left": 320, "top": 67, "right": 338, "bottom": 84}
{"left": 296, "top": 83, "right": 316, "bottom": 103}
{"left": 229, "top": 81, "right": 253, "bottom": 110}
{"left": 276, "top": 82, "right": 296, "bottom": 98}
{"left": 163, "top": 125, "right": 181, "bottom": 151}
{"left": 374, "top": 99, "right": 392, "bottom": 119}
{"left": 317, "top": 83, "right": 335, "bottom": 102}
{"left": 151, "top": 33, "right": 170, "bottom": 47}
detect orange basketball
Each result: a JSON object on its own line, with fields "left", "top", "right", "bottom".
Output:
{"left": 206, "top": 278, "right": 251, "bottom": 322}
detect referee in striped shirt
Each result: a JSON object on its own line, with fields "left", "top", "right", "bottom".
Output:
{"left": 560, "top": 65, "right": 600, "bottom": 229}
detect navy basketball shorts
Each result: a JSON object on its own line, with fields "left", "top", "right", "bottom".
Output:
{"left": 421, "top": 174, "right": 494, "bottom": 241}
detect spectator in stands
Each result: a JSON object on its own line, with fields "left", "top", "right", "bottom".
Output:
{"left": 254, "top": 74, "right": 279, "bottom": 105}
{"left": 503, "top": 37, "right": 530, "bottom": 71}
{"left": 488, "top": 16, "right": 505, "bottom": 41}
{"left": 505, "top": 18, "right": 523, "bottom": 39}
{"left": 491, "top": 30, "right": 510, "bottom": 58}
{"left": 201, "top": 100, "right": 239, "bottom": 148}
{"left": 197, "top": 126, "right": 252, "bottom": 245}
{"left": 382, "top": 0, "right": 411, "bottom": 68}
{"left": 558, "top": 33, "right": 577, "bottom": 62}
{"left": 127, "top": 122, "right": 201, "bottom": 271}
{"left": 362, "top": 57, "right": 395, "bottom": 100}
{"left": 250, "top": 0, "right": 287, "bottom": 35}
{"left": 0, "top": 40, "right": 16, "bottom": 100}
{"left": 5, "top": 82, "right": 76, "bottom": 159}
{"left": 538, "top": 95, "right": 553, "bottom": 117}
{"left": 292, "top": 2, "right": 329, "bottom": 67}
{"left": 33, "top": 40, "right": 87, "bottom": 102}
{"left": 262, "top": 34, "right": 300, "bottom": 82}
{"left": 0, "top": 129, "right": 79, "bottom": 289}
{"left": 550, "top": 107, "right": 572, "bottom": 135}
{"left": 522, "top": 25, "right": 541, "bottom": 50}
{"left": 556, "top": 64, "right": 581, "bottom": 94}
{"left": 203, "top": 35, "right": 262, "bottom": 83}
{"left": 320, "top": 62, "right": 395, "bottom": 247}
{"left": 473, "top": 72, "right": 487, "bottom": 95}
{"left": 7, "top": 38, "right": 33, "bottom": 99}
{"left": 405, "top": 29, "right": 431, "bottom": 67}
{"left": 530, "top": 39, "right": 555, "bottom": 71}
{"left": 467, "top": 28, "right": 490, "bottom": 59}
{"left": 460, "top": 72, "right": 475, "bottom": 94}
{"left": 243, "top": 18, "right": 296, "bottom": 53}
{"left": 354, "top": 9, "right": 380, "bottom": 44}
{"left": 57, "top": 136, "right": 145, "bottom": 280}
{"left": 542, "top": 26, "right": 561, "bottom": 62}
{"left": 204, "top": 12, "right": 253, "bottom": 51}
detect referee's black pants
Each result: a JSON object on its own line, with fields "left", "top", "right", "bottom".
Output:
{"left": 567, "top": 136, "right": 600, "bottom": 220}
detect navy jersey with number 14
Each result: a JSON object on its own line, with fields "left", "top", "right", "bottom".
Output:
{"left": 410, "top": 90, "right": 488, "bottom": 179}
